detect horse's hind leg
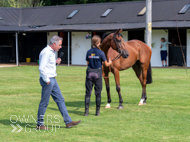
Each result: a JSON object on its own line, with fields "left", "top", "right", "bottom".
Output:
{"left": 113, "top": 69, "right": 123, "bottom": 109}
{"left": 132, "top": 61, "right": 147, "bottom": 105}
{"left": 103, "top": 67, "right": 111, "bottom": 108}
{"left": 140, "top": 65, "right": 148, "bottom": 104}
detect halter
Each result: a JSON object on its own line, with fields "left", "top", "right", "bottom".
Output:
{"left": 111, "top": 33, "right": 122, "bottom": 61}
{"left": 102, "top": 33, "right": 122, "bottom": 78}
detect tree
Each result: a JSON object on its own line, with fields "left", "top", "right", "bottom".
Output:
{"left": 43, "top": 0, "right": 141, "bottom": 6}
{"left": 0, "top": 0, "right": 142, "bottom": 7}
{"left": 0, "top": 0, "right": 44, "bottom": 7}
{"left": 0, "top": 0, "right": 11, "bottom": 7}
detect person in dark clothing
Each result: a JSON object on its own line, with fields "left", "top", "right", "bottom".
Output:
{"left": 84, "top": 35, "right": 112, "bottom": 116}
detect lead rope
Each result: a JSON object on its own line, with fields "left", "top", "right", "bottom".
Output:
{"left": 170, "top": 0, "right": 188, "bottom": 75}
{"left": 102, "top": 53, "right": 122, "bottom": 79}
{"left": 102, "top": 65, "right": 111, "bottom": 79}
{"left": 100, "top": 34, "right": 122, "bottom": 78}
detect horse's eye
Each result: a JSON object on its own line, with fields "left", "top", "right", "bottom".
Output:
{"left": 116, "top": 38, "right": 121, "bottom": 42}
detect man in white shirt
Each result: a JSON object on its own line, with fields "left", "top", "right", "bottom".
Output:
{"left": 37, "top": 35, "right": 81, "bottom": 130}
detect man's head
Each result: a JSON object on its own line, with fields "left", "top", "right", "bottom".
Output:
{"left": 92, "top": 35, "right": 101, "bottom": 48}
{"left": 49, "top": 35, "right": 63, "bottom": 51}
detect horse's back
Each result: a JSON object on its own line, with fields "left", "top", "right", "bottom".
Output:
{"left": 126, "top": 40, "right": 152, "bottom": 62}
{"left": 126, "top": 40, "right": 151, "bottom": 51}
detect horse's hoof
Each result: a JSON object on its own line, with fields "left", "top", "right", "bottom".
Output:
{"left": 138, "top": 102, "right": 146, "bottom": 105}
{"left": 138, "top": 99, "right": 147, "bottom": 105}
{"left": 105, "top": 103, "right": 111, "bottom": 108}
{"left": 105, "top": 106, "right": 111, "bottom": 108}
{"left": 117, "top": 106, "right": 123, "bottom": 109}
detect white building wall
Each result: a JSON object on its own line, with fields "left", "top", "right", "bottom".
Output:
{"left": 187, "top": 29, "right": 190, "bottom": 67}
{"left": 47, "top": 32, "right": 58, "bottom": 44}
{"left": 121, "top": 31, "right": 128, "bottom": 41}
{"left": 47, "top": 32, "right": 58, "bottom": 57}
{"left": 71, "top": 32, "right": 91, "bottom": 65}
{"left": 151, "top": 30, "right": 168, "bottom": 67}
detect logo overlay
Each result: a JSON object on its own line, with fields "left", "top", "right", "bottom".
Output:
{"left": 10, "top": 115, "right": 61, "bottom": 133}
{"left": 88, "top": 53, "right": 99, "bottom": 59}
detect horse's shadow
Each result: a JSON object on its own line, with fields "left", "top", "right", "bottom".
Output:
{"left": 48, "top": 100, "right": 131, "bottom": 116}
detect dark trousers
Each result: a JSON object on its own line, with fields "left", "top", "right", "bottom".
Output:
{"left": 85, "top": 68, "right": 102, "bottom": 112}
{"left": 37, "top": 77, "right": 72, "bottom": 126}
{"left": 85, "top": 68, "right": 102, "bottom": 97}
{"left": 160, "top": 50, "right": 167, "bottom": 61}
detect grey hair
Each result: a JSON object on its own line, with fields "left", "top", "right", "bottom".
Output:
{"left": 49, "top": 35, "right": 63, "bottom": 45}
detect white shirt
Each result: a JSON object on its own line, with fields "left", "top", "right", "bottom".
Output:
{"left": 39, "top": 45, "right": 57, "bottom": 83}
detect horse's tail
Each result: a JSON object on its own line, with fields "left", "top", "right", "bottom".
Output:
{"left": 146, "top": 63, "right": 152, "bottom": 84}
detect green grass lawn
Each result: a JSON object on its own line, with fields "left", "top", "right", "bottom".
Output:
{"left": 0, "top": 66, "right": 190, "bottom": 142}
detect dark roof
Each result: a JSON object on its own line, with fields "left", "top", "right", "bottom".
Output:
{"left": 0, "top": 7, "right": 20, "bottom": 26}
{"left": 0, "top": 0, "right": 190, "bottom": 32}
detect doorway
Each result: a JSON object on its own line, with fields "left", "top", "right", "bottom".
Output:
{"left": 0, "top": 33, "right": 15, "bottom": 63}
{"left": 168, "top": 29, "right": 186, "bottom": 66}
{"left": 59, "top": 32, "right": 70, "bottom": 64}
{"left": 128, "top": 30, "right": 145, "bottom": 42}
{"left": 19, "top": 32, "right": 47, "bottom": 63}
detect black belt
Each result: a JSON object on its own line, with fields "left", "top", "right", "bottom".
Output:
{"left": 88, "top": 67, "right": 101, "bottom": 69}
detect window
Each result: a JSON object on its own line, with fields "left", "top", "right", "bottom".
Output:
{"left": 138, "top": 7, "right": 146, "bottom": 16}
{"left": 179, "top": 4, "right": 190, "bottom": 14}
{"left": 0, "top": 17, "right": 3, "bottom": 20}
{"left": 101, "top": 8, "right": 113, "bottom": 17}
{"left": 67, "top": 10, "right": 79, "bottom": 19}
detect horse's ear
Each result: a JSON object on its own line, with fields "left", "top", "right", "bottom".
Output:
{"left": 115, "top": 29, "right": 123, "bottom": 35}
{"left": 119, "top": 29, "right": 123, "bottom": 33}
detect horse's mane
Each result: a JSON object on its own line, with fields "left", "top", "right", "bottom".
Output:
{"left": 101, "top": 31, "right": 123, "bottom": 42}
{"left": 101, "top": 32, "right": 112, "bottom": 42}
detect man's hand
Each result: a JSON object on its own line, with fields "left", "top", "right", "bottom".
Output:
{"left": 47, "top": 81, "right": 50, "bottom": 85}
{"left": 56, "top": 58, "right": 61, "bottom": 65}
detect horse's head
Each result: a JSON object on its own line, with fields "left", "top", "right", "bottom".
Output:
{"left": 112, "top": 29, "right": 129, "bottom": 58}
{"left": 101, "top": 29, "right": 129, "bottom": 58}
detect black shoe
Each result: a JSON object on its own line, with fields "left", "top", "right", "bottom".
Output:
{"left": 96, "top": 109, "right": 100, "bottom": 116}
{"left": 84, "top": 96, "right": 90, "bottom": 116}
{"left": 84, "top": 110, "right": 89, "bottom": 116}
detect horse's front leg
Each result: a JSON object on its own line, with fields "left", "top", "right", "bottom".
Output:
{"left": 113, "top": 69, "right": 123, "bottom": 109}
{"left": 104, "top": 77, "right": 111, "bottom": 108}
{"left": 103, "top": 66, "right": 111, "bottom": 108}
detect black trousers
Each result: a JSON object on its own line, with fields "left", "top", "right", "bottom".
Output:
{"left": 85, "top": 68, "right": 102, "bottom": 97}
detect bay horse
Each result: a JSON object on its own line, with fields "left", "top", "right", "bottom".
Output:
{"left": 100, "top": 29, "right": 152, "bottom": 109}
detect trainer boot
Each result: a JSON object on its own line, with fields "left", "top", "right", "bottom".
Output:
{"left": 84, "top": 96, "right": 90, "bottom": 116}
{"left": 96, "top": 95, "right": 101, "bottom": 116}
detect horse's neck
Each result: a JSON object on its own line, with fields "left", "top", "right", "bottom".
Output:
{"left": 101, "top": 44, "right": 110, "bottom": 53}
